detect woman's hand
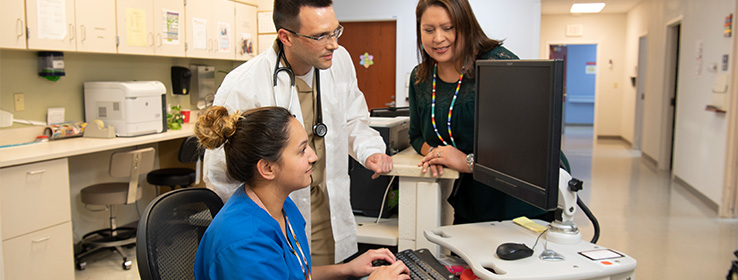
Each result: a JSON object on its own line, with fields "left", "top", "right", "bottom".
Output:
{"left": 418, "top": 145, "right": 469, "bottom": 176}
{"left": 368, "top": 261, "right": 410, "bottom": 280}
{"left": 344, "top": 248, "right": 400, "bottom": 277}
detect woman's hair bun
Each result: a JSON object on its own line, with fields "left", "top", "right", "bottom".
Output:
{"left": 194, "top": 106, "right": 243, "bottom": 149}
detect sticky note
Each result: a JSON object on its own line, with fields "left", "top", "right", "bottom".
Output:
{"left": 513, "top": 216, "right": 547, "bottom": 233}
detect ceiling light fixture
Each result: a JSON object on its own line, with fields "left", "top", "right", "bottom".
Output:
{"left": 570, "top": 3, "right": 606, "bottom": 13}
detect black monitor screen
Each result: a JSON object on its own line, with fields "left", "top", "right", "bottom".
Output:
{"left": 473, "top": 60, "right": 564, "bottom": 211}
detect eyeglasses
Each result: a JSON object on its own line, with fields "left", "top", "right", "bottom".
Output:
{"left": 283, "top": 25, "right": 343, "bottom": 44}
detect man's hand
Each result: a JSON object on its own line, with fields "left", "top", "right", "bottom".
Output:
{"left": 365, "top": 153, "right": 393, "bottom": 179}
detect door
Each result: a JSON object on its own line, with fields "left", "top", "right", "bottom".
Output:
{"left": 26, "top": 0, "right": 76, "bottom": 51}
{"left": 551, "top": 44, "right": 596, "bottom": 126}
{"left": 339, "top": 21, "right": 397, "bottom": 110}
{"left": 633, "top": 36, "right": 647, "bottom": 150}
{"left": 75, "top": 0, "right": 116, "bottom": 53}
{"left": 0, "top": 0, "right": 27, "bottom": 49}
{"left": 117, "top": 0, "right": 155, "bottom": 55}
{"left": 153, "top": 0, "right": 186, "bottom": 56}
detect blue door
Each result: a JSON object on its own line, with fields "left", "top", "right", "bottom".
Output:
{"left": 563, "top": 44, "right": 596, "bottom": 125}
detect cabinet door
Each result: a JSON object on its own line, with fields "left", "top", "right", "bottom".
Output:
{"left": 26, "top": 0, "right": 76, "bottom": 51}
{"left": 116, "top": 0, "right": 155, "bottom": 55}
{"left": 211, "top": 0, "right": 235, "bottom": 60}
{"left": 0, "top": 0, "right": 27, "bottom": 49}
{"left": 153, "top": 0, "right": 185, "bottom": 57}
{"left": 185, "top": 0, "right": 213, "bottom": 59}
{"left": 75, "top": 0, "right": 116, "bottom": 53}
{"left": 0, "top": 159, "right": 71, "bottom": 240}
{"left": 3, "top": 222, "right": 74, "bottom": 280}
{"left": 234, "top": 2, "right": 257, "bottom": 61}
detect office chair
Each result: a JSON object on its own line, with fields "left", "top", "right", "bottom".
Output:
{"left": 137, "top": 187, "right": 223, "bottom": 280}
{"left": 146, "top": 136, "right": 204, "bottom": 194}
{"left": 75, "top": 147, "right": 156, "bottom": 270}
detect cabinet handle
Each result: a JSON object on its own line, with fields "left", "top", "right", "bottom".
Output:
{"left": 81, "top": 25, "right": 86, "bottom": 42}
{"left": 149, "top": 32, "right": 154, "bottom": 47}
{"left": 68, "top": 24, "right": 75, "bottom": 41}
{"left": 156, "top": 33, "right": 162, "bottom": 47}
{"left": 32, "top": 236, "right": 51, "bottom": 243}
{"left": 16, "top": 18, "right": 24, "bottom": 38}
{"left": 26, "top": 169, "right": 46, "bottom": 175}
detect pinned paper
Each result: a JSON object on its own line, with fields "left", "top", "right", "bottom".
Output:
{"left": 162, "top": 9, "right": 180, "bottom": 45}
{"left": 359, "top": 52, "right": 374, "bottom": 69}
{"left": 193, "top": 18, "right": 208, "bottom": 50}
{"left": 36, "top": 0, "right": 67, "bottom": 40}
{"left": 126, "top": 8, "right": 148, "bottom": 47}
{"left": 218, "top": 22, "right": 231, "bottom": 52}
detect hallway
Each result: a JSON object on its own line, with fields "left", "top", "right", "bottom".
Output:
{"left": 564, "top": 126, "right": 737, "bottom": 279}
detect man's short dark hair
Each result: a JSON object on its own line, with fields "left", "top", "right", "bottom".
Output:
{"left": 273, "top": 0, "right": 333, "bottom": 31}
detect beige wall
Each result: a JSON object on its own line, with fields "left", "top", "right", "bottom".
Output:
{"left": 540, "top": 14, "right": 628, "bottom": 139}
{"left": 0, "top": 50, "right": 237, "bottom": 132}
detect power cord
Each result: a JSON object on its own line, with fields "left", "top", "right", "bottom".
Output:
{"left": 375, "top": 176, "right": 396, "bottom": 223}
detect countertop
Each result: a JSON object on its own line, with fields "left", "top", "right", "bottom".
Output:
{"left": 0, "top": 124, "right": 195, "bottom": 168}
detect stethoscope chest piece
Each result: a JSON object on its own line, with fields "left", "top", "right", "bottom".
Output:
{"left": 313, "top": 123, "right": 327, "bottom": 137}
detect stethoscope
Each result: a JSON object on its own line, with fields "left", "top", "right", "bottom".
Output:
{"left": 273, "top": 42, "right": 327, "bottom": 137}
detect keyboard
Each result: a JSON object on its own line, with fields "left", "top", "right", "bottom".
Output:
{"left": 395, "top": 249, "right": 459, "bottom": 280}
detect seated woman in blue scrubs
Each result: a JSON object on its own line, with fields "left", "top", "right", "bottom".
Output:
{"left": 193, "top": 106, "right": 409, "bottom": 280}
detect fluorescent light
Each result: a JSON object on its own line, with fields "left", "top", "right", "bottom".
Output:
{"left": 570, "top": 3, "right": 606, "bottom": 13}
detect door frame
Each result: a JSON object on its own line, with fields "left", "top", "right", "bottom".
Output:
{"left": 719, "top": 4, "right": 738, "bottom": 218}
{"left": 545, "top": 41, "right": 600, "bottom": 140}
{"left": 633, "top": 35, "right": 648, "bottom": 150}
{"left": 660, "top": 17, "right": 682, "bottom": 171}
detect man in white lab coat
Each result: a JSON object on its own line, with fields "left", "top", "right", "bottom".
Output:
{"left": 202, "top": 0, "right": 393, "bottom": 266}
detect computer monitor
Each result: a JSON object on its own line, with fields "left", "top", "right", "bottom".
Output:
{"left": 473, "top": 59, "right": 564, "bottom": 211}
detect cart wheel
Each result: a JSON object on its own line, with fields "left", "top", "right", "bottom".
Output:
{"left": 123, "top": 259, "right": 132, "bottom": 270}
{"left": 76, "top": 261, "right": 87, "bottom": 270}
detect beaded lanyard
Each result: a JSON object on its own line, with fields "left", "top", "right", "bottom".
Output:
{"left": 284, "top": 213, "right": 311, "bottom": 280}
{"left": 431, "top": 62, "right": 465, "bottom": 147}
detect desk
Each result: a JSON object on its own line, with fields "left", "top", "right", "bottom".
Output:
{"left": 0, "top": 124, "right": 194, "bottom": 280}
{"left": 425, "top": 221, "right": 638, "bottom": 280}
{"left": 355, "top": 148, "right": 459, "bottom": 255}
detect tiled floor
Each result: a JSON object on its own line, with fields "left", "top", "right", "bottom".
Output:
{"left": 78, "top": 126, "right": 738, "bottom": 279}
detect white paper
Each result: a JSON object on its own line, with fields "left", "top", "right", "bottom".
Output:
{"left": 47, "top": 107, "right": 65, "bottom": 124}
{"left": 257, "top": 11, "right": 276, "bottom": 33}
{"left": 193, "top": 18, "right": 208, "bottom": 50}
{"left": 218, "top": 22, "right": 230, "bottom": 52}
{"left": 162, "top": 9, "right": 180, "bottom": 45}
{"left": 36, "top": 0, "right": 67, "bottom": 40}
{"left": 258, "top": 34, "right": 277, "bottom": 54}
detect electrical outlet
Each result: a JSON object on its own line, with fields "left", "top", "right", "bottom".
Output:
{"left": 14, "top": 93, "right": 25, "bottom": 111}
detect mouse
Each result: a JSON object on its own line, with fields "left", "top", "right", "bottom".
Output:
{"left": 371, "top": 259, "right": 391, "bottom": 267}
{"left": 496, "top": 243, "right": 534, "bottom": 260}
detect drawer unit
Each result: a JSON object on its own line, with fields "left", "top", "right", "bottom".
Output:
{"left": 0, "top": 158, "right": 72, "bottom": 239}
{"left": 2, "top": 222, "right": 74, "bottom": 280}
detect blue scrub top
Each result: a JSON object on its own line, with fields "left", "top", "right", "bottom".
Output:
{"left": 194, "top": 186, "right": 311, "bottom": 280}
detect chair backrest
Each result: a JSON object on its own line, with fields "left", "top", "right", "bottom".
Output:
{"left": 178, "top": 136, "right": 204, "bottom": 164}
{"left": 137, "top": 188, "right": 223, "bottom": 280}
{"left": 110, "top": 147, "right": 156, "bottom": 204}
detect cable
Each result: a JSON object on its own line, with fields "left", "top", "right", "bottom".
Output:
{"left": 531, "top": 228, "right": 549, "bottom": 250}
{"left": 577, "top": 196, "right": 600, "bottom": 244}
{"left": 375, "top": 176, "right": 396, "bottom": 223}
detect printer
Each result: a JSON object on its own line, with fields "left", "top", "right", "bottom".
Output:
{"left": 349, "top": 116, "right": 410, "bottom": 218}
{"left": 84, "top": 81, "right": 166, "bottom": 137}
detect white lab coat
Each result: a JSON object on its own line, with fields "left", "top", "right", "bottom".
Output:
{"left": 202, "top": 43, "right": 386, "bottom": 263}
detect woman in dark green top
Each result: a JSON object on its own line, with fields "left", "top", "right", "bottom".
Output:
{"left": 409, "top": 0, "right": 552, "bottom": 224}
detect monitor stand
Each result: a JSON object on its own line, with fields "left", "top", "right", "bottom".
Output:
{"left": 424, "top": 169, "right": 637, "bottom": 279}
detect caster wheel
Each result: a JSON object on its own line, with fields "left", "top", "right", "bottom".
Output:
{"left": 76, "top": 261, "right": 87, "bottom": 270}
{"left": 123, "top": 259, "right": 132, "bottom": 270}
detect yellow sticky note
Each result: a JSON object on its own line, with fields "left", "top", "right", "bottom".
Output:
{"left": 513, "top": 216, "right": 547, "bottom": 233}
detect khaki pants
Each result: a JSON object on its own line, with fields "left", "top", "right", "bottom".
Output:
{"left": 310, "top": 183, "right": 334, "bottom": 266}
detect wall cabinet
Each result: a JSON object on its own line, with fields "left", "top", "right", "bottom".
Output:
{"left": 116, "top": 0, "right": 186, "bottom": 56}
{"left": 26, "top": 0, "right": 77, "bottom": 51}
{"left": 75, "top": 0, "right": 117, "bottom": 53}
{"left": 186, "top": 0, "right": 236, "bottom": 59}
{"left": 0, "top": 0, "right": 257, "bottom": 58}
{"left": 1, "top": 158, "right": 74, "bottom": 280}
{"left": 0, "top": 0, "right": 27, "bottom": 49}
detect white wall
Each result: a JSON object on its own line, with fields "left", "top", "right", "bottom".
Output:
{"left": 671, "top": 0, "right": 735, "bottom": 203}
{"left": 333, "top": 0, "right": 541, "bottom": 107}
{"left": 540, "top": 14, "right": 627, "bottom": 138}
{"left": 626, "top": 0, "right": 736, "bottom": 206}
